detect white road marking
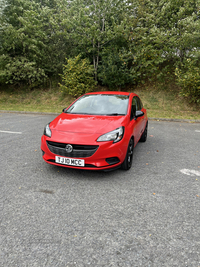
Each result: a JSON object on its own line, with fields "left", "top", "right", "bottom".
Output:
{"left": 195, "top": 130, "right": 200, "bottom": 132}
{"left": 180, "top": 169, "right": 200, "bottom": 177}
{"left": 0, "top": 130, "right": 22, "bottom": 134}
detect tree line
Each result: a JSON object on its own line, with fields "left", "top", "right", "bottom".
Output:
{"left": 0, "top": 0, "right": 200, "bottom": 102}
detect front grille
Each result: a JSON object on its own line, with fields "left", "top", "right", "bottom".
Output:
{"left": 47, "top": 141, "right": 99, "bottom": 158}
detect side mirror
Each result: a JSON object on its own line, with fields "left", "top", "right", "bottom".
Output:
{"left": 62, "top": 108, "right": 66, "bottom": 113}
{"left": 135, "top": 110, "right": 144, "bottom": 118}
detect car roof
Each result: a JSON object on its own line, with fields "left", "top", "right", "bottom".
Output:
{"left": 85, "top": 91, "right": 135, "bottom": 96}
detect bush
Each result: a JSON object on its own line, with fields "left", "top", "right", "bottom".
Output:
{"left": 175, "top": 58, "right": 200, "bottom": 104}
{"left": 60, "top": 55, "right": 96, "bottom": 97}
{"left": 0, "top": 56, "right": 47, "bottom": 87}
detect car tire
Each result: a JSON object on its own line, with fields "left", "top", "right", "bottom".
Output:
{"left": 121, "top": 138, "right": 134, "bottom": 170}
{"left": 139, "top": 121, "right": 148, "bottom": 142}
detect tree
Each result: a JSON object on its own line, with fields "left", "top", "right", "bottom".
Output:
{"left": 126, "top": 0, "right": 200, "bottom": 84}
{"left": 98, "top": 47, "right": 133, "bottom": 89}
{"left": 1, "top": 0, "right": 200, "bottom": 100}
{"left": 61, "top": 0, "right": 131, "bottom": 81}
{"left": 0, "top": 0, "right": 72, "bottom": 86}
{"left": 60, "top": 54, "right": 96, "bottom": 97}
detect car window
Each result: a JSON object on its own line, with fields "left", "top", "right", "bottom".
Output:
{"left": 136, "top": 96, "right": 142, "bottom": 110}
{"left": 131, "top": 97, "right": 137, "bottom": 119}
{"left": 140, "top": 98, "right": 143, "bottom": 109}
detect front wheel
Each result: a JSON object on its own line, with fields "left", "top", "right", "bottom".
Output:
{"left": 121, "top": 138, "right": 134, "bottom": 170}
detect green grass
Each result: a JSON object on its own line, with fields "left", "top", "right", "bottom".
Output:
{"left": 0, "top": 87, "right": 75, "bottom": 113}
{"left": 134, "top": 85, "right": 200, "bottom": 120}
{"left": 0, "top": 84, "right": 200, "bottom": 120}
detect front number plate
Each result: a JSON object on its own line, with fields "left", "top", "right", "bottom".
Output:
{"left": 55, "top": 156, "right": 85, "bottom": 167}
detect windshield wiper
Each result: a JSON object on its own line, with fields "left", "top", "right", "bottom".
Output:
{"left": 66, "top": 112, "right": 91, "bottom": 114}
{"left": 66, "top": 112, "right": 125, "bottom": 116}
{"left": 106, "top": 113, "right": 125, "bottom": 116}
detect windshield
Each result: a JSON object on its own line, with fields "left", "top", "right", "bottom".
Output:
{"left": 66, "top": 94, "right": 129, "bottom": 115}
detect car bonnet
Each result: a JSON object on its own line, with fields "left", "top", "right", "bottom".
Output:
{"left": 50, "top": 113, "right": 127, "bottom": 134}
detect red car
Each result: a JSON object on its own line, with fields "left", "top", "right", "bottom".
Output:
{"left": 41, "top": 91, "right": 148, "bottom": 171}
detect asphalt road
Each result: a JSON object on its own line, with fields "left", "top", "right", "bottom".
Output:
{"left": 0, "top": 112, "right": 200, "bottom": 267}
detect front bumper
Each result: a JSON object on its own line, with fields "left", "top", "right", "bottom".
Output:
{"left": 41, "top": 133, "right": 128, "bottom": 170}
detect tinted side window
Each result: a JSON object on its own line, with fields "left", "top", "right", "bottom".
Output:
{"left": 131, "top": 97, "right": 137, "bottom": 119}
{"left": 140, "top": 99, "right": 143, "bottom": 109}
{"left": 136, "top": 96, "right": 142, "bottom": 110}
{"left": 139, "top": 97, "right": 143, "bottom": 109}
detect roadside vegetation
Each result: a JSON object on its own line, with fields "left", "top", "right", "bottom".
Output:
{"left": 0, "top": 83, "right": 200, "bottom": 120}
{"left": 0, "top": 0, "right": 200, "bottom": 117}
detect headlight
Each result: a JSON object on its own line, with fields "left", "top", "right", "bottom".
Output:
{"left": 97, "top": 126, "right": 124, "bottom": 143}
{"left": 44, "top": 123, "right": 51, "bottom": 137}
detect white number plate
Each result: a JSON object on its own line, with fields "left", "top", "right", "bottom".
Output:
{"left": 55, "top": 156, "right": 85, "bottom": 167}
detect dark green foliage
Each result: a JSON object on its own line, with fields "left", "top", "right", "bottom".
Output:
{"left": 99, "top": 48, "right": 133, "bottom": 89}
{"left": 0, "top": 0, "right": 200, "bottom": 104}
{"left": 175, "top": 57, "right": 200, "bottom": 104}
{"left": 0, "top": 56, "right": 47, "bottom": 86}
{"left": 127, "top": 0, "right": 200, "bottom": 82}
{"left": 61, "top": 0, "right": 130, "bottom": 81}
{"left": 0, "top": 0, "right": 72, "bottom": 86}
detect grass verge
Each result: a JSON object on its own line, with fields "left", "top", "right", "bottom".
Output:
{"left": 0, "top": 84, "right": 200, "bottom": 120}
{"left": 0, "top": 87, "right": 75, "bottom": 113}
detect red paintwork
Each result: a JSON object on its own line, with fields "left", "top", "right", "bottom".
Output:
{"left": 41, "top": 91, "right": 148, "bottom": 170}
